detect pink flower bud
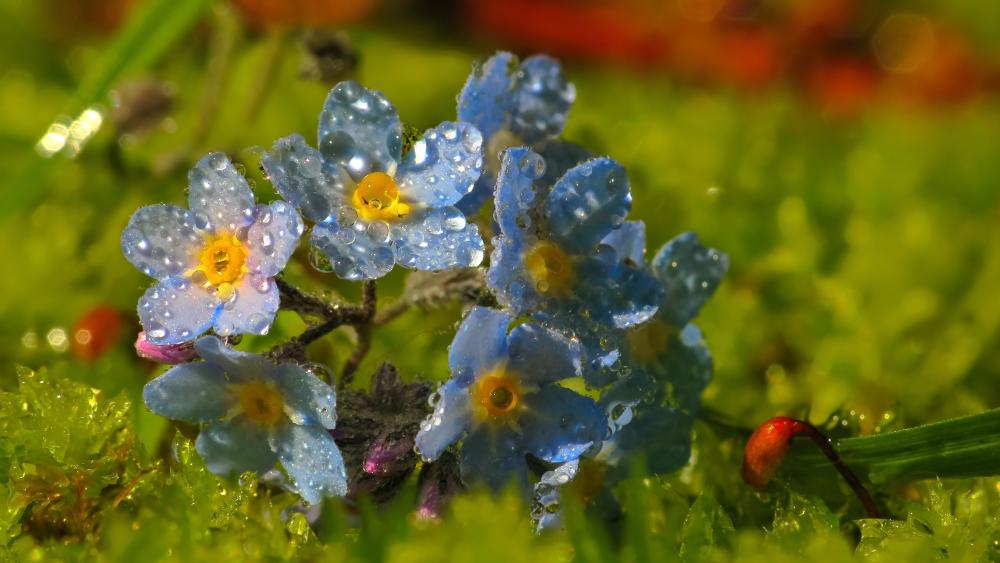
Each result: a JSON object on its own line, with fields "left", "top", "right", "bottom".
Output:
{"left": 134, "top": 331, "right": 197, "bottom": 364}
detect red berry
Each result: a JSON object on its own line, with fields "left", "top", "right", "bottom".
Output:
{"left": 71, "top": 305, "right": 124, "bottom": 361}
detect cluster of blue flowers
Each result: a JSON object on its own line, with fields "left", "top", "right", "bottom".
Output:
{"left": 122, "top": 52, "right": 727, "bottom": 514}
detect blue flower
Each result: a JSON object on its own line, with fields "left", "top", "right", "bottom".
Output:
{"left": 122, "top": 153, "right": 303, "bottom": 345}
{"left": 455, "top": 52, "right": 586, "bottom": 214}
{"left": 594, "top": 226, "right": 728, "bottom": 475}
{"left": 414, "top": 307, "right": 608, "bottom": 492}
{"left": 143, "top": 336, "right": 347, "bottom": 504}
{"left": 262, "top": 81, "right": 486, "bottom": 280}
{"left": 488, "top": 147, "right": 663, "bottom": 342}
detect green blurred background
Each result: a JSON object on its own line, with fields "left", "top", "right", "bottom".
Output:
{"left": 2, "top": 0, "right": 1000, "bottom": 559}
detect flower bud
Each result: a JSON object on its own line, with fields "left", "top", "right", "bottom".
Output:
{"left": 134, "top": 331, "right": 197, "bottom": 364}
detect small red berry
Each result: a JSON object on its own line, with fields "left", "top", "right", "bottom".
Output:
{"left": 71, "top": 305, "right": 124, "bottom": 362}
{"left": 742, "top": 416, "right": 804, "bottom": 488}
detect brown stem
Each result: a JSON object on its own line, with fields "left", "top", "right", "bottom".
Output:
{"left": 340, "top": 324, "right": 371, "bottom": 388}
{"left": 268, "top": 279, "right": 377, "bottom": 363}
{"left": 796, "top": 422, "right": 881, "bottom": 519}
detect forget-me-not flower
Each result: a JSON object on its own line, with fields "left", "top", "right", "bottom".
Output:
{"left": 414, "top": 307, "right": 608, "bottom": 492}
{"left": 595, "top": 226, "right": 728, "bottom": 475}
{"left": 143, "top": 336, "right": 347, "bottom": 504}
{"left": 262, "top": 81, "right": 486, "bottom": 280}
{"left": 455, "top": 51, "right": 582, "bottom": 214}
{"left": 488, "top": 147, "right": 663, "bottom": 354}
{"left": 122, "top": 153, "right": 303, "bottom": 345}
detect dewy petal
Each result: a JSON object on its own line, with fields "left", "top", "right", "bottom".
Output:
{"left": 273, "top": 363, "right": 337, "bottom": 429}
{"left": 318, "top": 81, "right": 402, "bottom": 180}
{"left": 187, "top": 152, "right": 256, "bottom": 234}
{"left": 414, "top": 379, "right": 472, "bottom": 461}
{"left": 506, "top": 323, "right": 583, "bottom": 386}
{"left": 487, "top": 228, "right": 541, "bottom": 318}
{"left": 244, "top": 201, "right": 304, "bottom": 278}
{"left": 493, "top": 147, "right": 545, "bottom": 237}
{"left": 600, "top": 221, "right": 646, "bottom": 266}
{"left": 138, "top": 276, "right": 219, "bottom": 345}
{"left": 212, "top": 274, "right": 279, "bottom": 337}
{"left": 196, "top": 417, "right": 277, "bottom": 477}
{"left": 459, "top": 422, "right": 528, "bottom": 492}
{"left": 509, "top": 55, "right": 575, "bottom": 145}
{"left": 121, "top": 204, "right": 204, "bottom": 279}
{"left": 310, "top": 218, "right": 395, "bottom": 280}
{"left": 520, "top": 385, "right": 608, "bottom": 464}
{"left": 396, "top": 121, "right": 484, "bottom": 207}
{"left": 271, "top": 423, "right": 348, "bottom": 504}
{"left": 143, "top": 361, "right": 231, "bottom": 423}
{"left": 655, "top": 324, "right": 713, "bottom": 413}
{"left": 457, "top": 51, "right": 516, "bottom": 141}
{"left": 651, "top": 232, "right": 729, "bottom": 326}
{"left": 608, "top": 406, "right": 694, "bottom": 477}
{"left": 394, "top": 207, "right": 484, "bottom": 272}
{"left": 545, "top": 157, "right": 632, "bottom": 254}
{"left": 193, "top": 336, "right": 266, "bottom": 382}
{"left": 604, "top": 260, "right": 663, "bottom": 329}
{"left": 261, "top": 134, "right": 350, "bottom": 223}
{"left": 556, "top": 254, "right": 661, "bottom": 330}
{"left": 448, "top": 307, "right": 510, "bottom": 381}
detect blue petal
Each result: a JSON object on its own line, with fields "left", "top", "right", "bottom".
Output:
{"left": 457, "top": 52, "right": 516, "bottom": 142}
{"left": 532, "top": 459, "right": 579, "bottom": 532}
{"left": 415, "top": 379, "right": 472, "bottom": 461}
{"left": 545, "top": 157, "right": 631, "bottom": 254}
{"left": 655, "top": 324, "right": 713, "bottom": 412}
{"left": 448, "top": 307, "right": 510, "bottom": 382}
{"left": 573, "top": 326, "right": 627, "bottom": 388}
{"left": 310, "top": 217, "right": 395, "bottom": 280}
{"left": 506, "top": 323, "right": 583, "bottom": 386}
{"left": 244, "top": 201, "right": 303, "bottom": 278}
{"left": 271, "top": 423, "right": 348, "bottom": 504}
{"left": 138, "top": 276, "right": 219, "bottom": 345}
{"left": 651, "top": 232, "right": 729, "bottom": 326}
{"left": 262, "top": 134, "right": 350, "bottom": 223}
{"left": 143, "top": 362, "right": 231, "bottom": 422}
{"left": 192, "top": 336, "right": 276, "bottom": 385}
{"left": 121, "top": 204, "right": 204, "bottom": 279}
{"left": 187, "top": 152, "right": 256, "bottom": 234}
{"left": 273, "top": 363, "right": 337, "bottom": 429}
{"left": 493, "top": 147, "right": 545, "bottom": 236}
{"left": 196, "top": 417, "right": 276, "bottom": 476}
{"left": 608, "top": 407, "right": 693, "bottom": 477}
{"left": 318, "top": 81, "right": 402, "bottom": 180}
{"left": 459, "top": 422, "right": 527, "bottom": 492}
{"left": 519, "top": 386, "right": 608, "bottom": 463}
{"left": 213, "top": 274, "right": 279, "bottom": 337}
{"left": 534, "top": 140, "right": 593, "bottom": 190}
{"left": 602, "top": 260, "right": 663, "bottom": 328}
{"left": 509, "top": 55, "right": 575, "bottom": 145}
{"left": 533, "top": 252, "right": 661, "bottom": 330}
{"left": 600, "top": 221, "right": 646, "bottom": 265}
{"left": 487, "top": 229, "right": 541, "bottom": 317}
{"left": 393, "top": 207, "right": 484, "bottom": 271}
{"left": 396, "top": 121, "right": 484, "bottom": 207}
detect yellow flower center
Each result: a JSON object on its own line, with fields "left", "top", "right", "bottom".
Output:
{"left": 472, "top": 368, "right": 522, "bottom": 421}
{"left": 351, "top": 171, "right": 410, "bottom": 221}
{"left": 626, "top": 319, "right": 672, "bottom": 365}
{"left": 524, "top": 241, "right": 575, "bottom": 296}
{"left": 237, "top": 381, "right": 285, "bottom": 426}
{"left": 193, "top": 235, "right": 247, "bottom": 293}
